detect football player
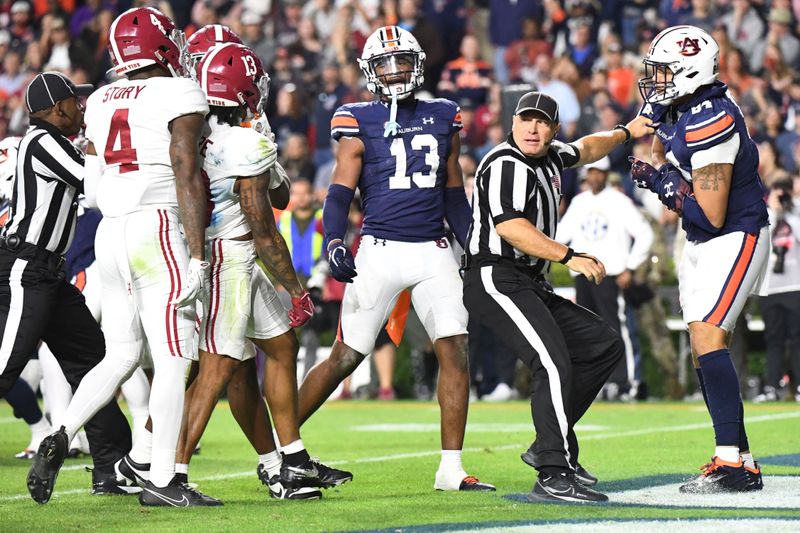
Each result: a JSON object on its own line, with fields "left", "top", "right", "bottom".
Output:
{"left": 175, "top": 42, "right": 351, "bottom": 501}
{"left": 29, "top": 7, "right": 218, "bottom": 506}
{"left": 300, "top": 26, "right": 493, "bottom": 491}
{"left": 631, "top": 25, "right": 768, "bottom": 493}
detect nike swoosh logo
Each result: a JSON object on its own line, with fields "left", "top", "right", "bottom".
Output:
{"left": 287, "top": 465, "right": 319, "bottom": 478}
{"left": 545, "top": 486, "right": 575, "bottom": 495}
{"left": 146, "top": 488, "right": 189, "bottom": 507}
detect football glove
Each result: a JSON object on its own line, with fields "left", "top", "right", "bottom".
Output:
{"left": 327, "top": 239, "right": 357, "bottom": 283}
{"left": 288, "top": 291, "right": 315, "bottom": 328}
{"left": 629, "top": 157, "right": 692, "bottom": 213}
{"left": 171, "top": 257, "right": 210, "bottom": 308}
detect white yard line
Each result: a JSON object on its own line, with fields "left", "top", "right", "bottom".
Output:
{"left": 3, "top": 411, "right": 798, "bottom": 502}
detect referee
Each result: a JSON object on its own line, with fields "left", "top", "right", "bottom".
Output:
{"left": 0, "top": 72, "right": 132, "bottom": 502}
{"left": 462, "top": 92, "right": 653, "bottom": 503}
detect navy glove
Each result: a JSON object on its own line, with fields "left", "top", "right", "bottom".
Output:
{"left": 327, "top": 239, "right": 357, "bottom": 283}
{"left": 629, "top": 157, "right": 692, "bottom": 213}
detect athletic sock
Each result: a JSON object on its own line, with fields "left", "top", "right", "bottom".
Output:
{"left": 695, "top": 367, "right": 710, "bottom": 411}
{"left": 698, "top": 349, "right": 741, "bottom": 448}
{"left": 281, "top": 439, "right": 310, "bottom": 467}
{"left": 740, "top": 452, "right": 756, "bottom": 469}
{"left": 715, "top": 446, "right": 740, "bottom": 463}
{"left": 438, "top": 450, "right": 466, "bottom": 477}
{"left": 129, "top": 428, "right": 152, "bottom": 465}
{"left": 175, "top": 463, "right": 188, "bottom": 475}
{"left": 738, "top": 399, "right": 750, "bottom": 452}
{"left": 259, "top": 451, "right": 282, "bottom": 478}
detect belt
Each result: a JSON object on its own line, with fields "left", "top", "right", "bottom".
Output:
{"left": 462, "top": 253, "right": 545, "bottom": 281}
{"left": 0, "top": 234, "right": 65, "bottom": 270}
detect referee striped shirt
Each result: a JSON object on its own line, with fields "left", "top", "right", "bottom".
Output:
{"left": 4, "top": 118, "right": 85, "bottom": 255}
{"left": 466, "top": 135, "right": 580, "bottom": 276}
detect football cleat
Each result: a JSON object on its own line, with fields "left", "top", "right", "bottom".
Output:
{"left": 434, "top": 470, "right": 496, "bottom": 492}
{"left": 528, "top": 472, "right": 608, "bottom": 503}
{"left": 139, "top": 477, "right": 222, "bottom": 507}
{"left": 457, "top": 476, "right": 496, "bottom": 492}
{"left": 280, "top": 457, "right": 353, "bottom": 489}
{"left": 115, "top": 454, "right": 150, "bottom": 487}
{"left": 744, "top": 461, "right": 764, "bottom": 491}
{"left": 91, "top": 468, "right": 142, "bottom": 496}
{"left": 678, "top": 457, "right": 755, "bottom": 493}
{"left": 27, "top": 427, "right": 69, "bottom": 504}
{"left": 521, "top": 450, "right": 599, "bottom": 487}
{"left": 257, "top": 464, "right": 322, "bottom": 500}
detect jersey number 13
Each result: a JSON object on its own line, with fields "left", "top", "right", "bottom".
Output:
{"left": 389, "top": 134, "right": 439, "bottom": 189}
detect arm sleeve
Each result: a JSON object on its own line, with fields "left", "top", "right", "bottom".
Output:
{"left": 623, "top": 201, "right": 654, "bottom": 271}
{"left": 31, "top": 134, "right": 85, "bottom": 191}
{"left": 486, "top": 158, "right": 532, "bottom": 225}
{"left": 322, "top": 183, "right": 355, "bottom": 243}
{"left": 331, "top": 107, "right": 361, "bottom": 141}
{"left": 444, "top": 186, "right": 472, "bottom": 247}
{"left": 550, "top": 139, "right": 581, "bottom": 169}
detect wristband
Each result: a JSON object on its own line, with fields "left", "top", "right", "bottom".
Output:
{"left": 614, "top": 124, "right": 631, "bottom": 144}
{"left": 559, "top": 247, "right": 574, "bottom": 264}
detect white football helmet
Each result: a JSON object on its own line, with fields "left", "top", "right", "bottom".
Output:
{"left": 638, "top": 25, "right": 719, "bottom": 105}
{"left": 358, "top": 26, "right": 425, "bottom": 100}
{"left": 0, "top": 137, "right": 20, "bottom": 202}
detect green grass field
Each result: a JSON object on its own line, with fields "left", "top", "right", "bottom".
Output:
{"left": 1, "top": 400, "right": 799, "bottom": 532}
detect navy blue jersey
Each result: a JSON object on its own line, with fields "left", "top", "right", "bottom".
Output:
{"left": 641, "top": 82, "right": 768, "bottom": 242}
{"left": 331, "top": 98, "right": 462, "bottom": 242}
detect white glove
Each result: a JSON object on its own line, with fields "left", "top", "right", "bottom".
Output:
{"left": 171, "top": 257, "right": 210, "bottom": 308}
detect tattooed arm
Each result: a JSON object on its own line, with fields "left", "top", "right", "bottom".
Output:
{"left": 238, "top": 172, "right": 305, "bottom": 297}
{"left": 691, "top": 162, "right": 733, "bottom": 228}
{"left": 169, "top": 113, "right": 207, "bottom": 260}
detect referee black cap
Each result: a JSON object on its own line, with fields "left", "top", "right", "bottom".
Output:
{"left": 25, "top": 72, "right": 93, "bottom": 114}
{"left": 514, "top": 92, "right": 559, "bottom": 123}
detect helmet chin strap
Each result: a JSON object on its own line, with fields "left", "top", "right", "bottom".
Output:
{"left": 383, "top": 92, "right": 401, "bottom": 137}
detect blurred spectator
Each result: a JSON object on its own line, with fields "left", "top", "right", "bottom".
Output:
{"left": 69, "top": 0, "right": 100, "bottom": 39}
{"left": 457, "top": 97, "right": 486, "bottom": 151}
{"left": 505, "top": 17, "right": 553, "bottom": 84}
{"left": 751, "top": 8, "right": 800, "bottom": 73}
{"left": 241, "top": 11, "right": 277, "bottom": 70}
{"left": 437, "top": 34, "right": 493, "bottom": 106}
{"left": 577, "top": 84, "right": 611, "bottom": 139}
{"left": 277, "top": 179, "right": 324, "bottom": 284}
{"left": 420, "top": 0, "right": 466, "bottom": 62}
{"left": 756, "top": 179, "right": 800, "bottom": 403}
{"left": 302, "top": 0, "right": 337, "bottom": 42}
{"left": 280, "top": 133, "right": 316, "bottom": 183}
{"left": 487, "top": 0, "right": 539, "bottom": 84}
{"left": 0, "top": 50, "right": 26, "bottom": 98}
{"left": 277, "top": 0, "right": 303, "bottom": 49}
{"left": 475, "top": 119, "right": 504, "bottom": 161}
{"left": 8, "top": 1, "right": 34, "bottom": 50}
{"left": 41, "top": 16, "right": 92, "bottom": 74}
{"left": 676, "top": 0, "right": 716, "bottom": 32}
{"left": 313, "top": 139, "right": 337, "bottom": 202}
{"left": 312, "top": 62, "right": 352, "bottom": 168}
{"left": 271, "top": 83, "right": 309, "bottom": 145}
{"left": 659, "top": 0, "right": 692, "bottom": 27}
{"left": 754, "top": 104, "right": 785, "bottom": 145}
{"left": 287, "top": 16, "right": 324, "bottom": 83}
{"left": 719, "top": 47, "right": 756, "bottom": 96}
{"left": 604, "top": 41, "right": 636, "bottom": 109}
{"left": 395, "top": 0, "right": 445, "bottom": 95}
{"left": 531, "top": 53, "right": 580, "bottom": 139}
{"left": 723, "top": 0, "right": 765, "bottom": 69}
{"left": 567, "top": 18, "right": 597, "bottom": 78}
{"left": 758, "top": 140, "right": 791, "bottom": 188}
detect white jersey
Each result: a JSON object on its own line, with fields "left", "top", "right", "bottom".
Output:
{"left": 84, "top": 76, "right": 208, "bottom": 217}
{"left": 203, "top": 117, "right": 275, "bottom": 239}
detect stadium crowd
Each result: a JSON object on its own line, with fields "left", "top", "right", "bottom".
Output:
{"left": 1, "top": 0, "right": 799, "bottom": 403}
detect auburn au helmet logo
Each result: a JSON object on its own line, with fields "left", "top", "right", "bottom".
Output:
{"left": 677, "top": 37, "right": 701, "bottom": 56}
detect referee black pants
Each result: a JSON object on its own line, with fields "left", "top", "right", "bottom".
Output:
{"left": 463, "top": 264, "right": 623, "bottom": 472}
{"left": 0, "top": 248, "right": 131, "bottom": 473}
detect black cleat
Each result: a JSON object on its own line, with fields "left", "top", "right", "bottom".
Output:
{"left": 575, "top": 464, "right": 598, "bottom": 487}
{"left": 457, "top": 476, "right": 496, "bottom": 492}
{"left": 744, "top": 462, "right": 764, "bottom": 491}
{"left": 27, "top": 427, "right": 69, "bottom": 504}
{"left": 529, "top": 472, "right": 608, "bottom": 503}
{"left": 139, "top": 477, "right": 222, "bottom": 507}
{"left": 115, "top": 455, "right": 150, "bottom": 487}
{"left": 91, "top": 468, "right": 142, "bottom": 496}
{"left": 257, "top": 464, "right": 322, "bottom": 500}
{"left": 679, "top": 457, "right": 755, "bottom": 493}
{"left": 174, "top": 472, "right": 188, "bottom": 485}
{"left": 521, "top": 450, "right": 598, "bottom": 487}
{"left": 280, "top": 457, "right": 353, "bottom": 489}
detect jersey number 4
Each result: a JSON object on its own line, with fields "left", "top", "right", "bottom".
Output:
{"left": 389, "top": 134, "right": 439, "bottom": 189}
{"left": 104, "top": 109, "right": 139, "bottom": 173}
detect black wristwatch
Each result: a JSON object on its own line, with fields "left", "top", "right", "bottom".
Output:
{"left": 559, "top": 247, "right": 574, "bottom": 264}
{"left": 614, "top": 124, "right": 631, "bottom": 144}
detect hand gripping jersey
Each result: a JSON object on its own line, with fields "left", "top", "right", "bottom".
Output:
{"left": 641, "top": 81, "right": 768, "bottom": 242}
{"left": 331, "top": 98, "right": 462, "bottom": 242}
{"left": 202, "top": 117, "right": 276, "bottom": 240}
{"left": 84, "top": 77, "right": 209, "bottom": 217}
